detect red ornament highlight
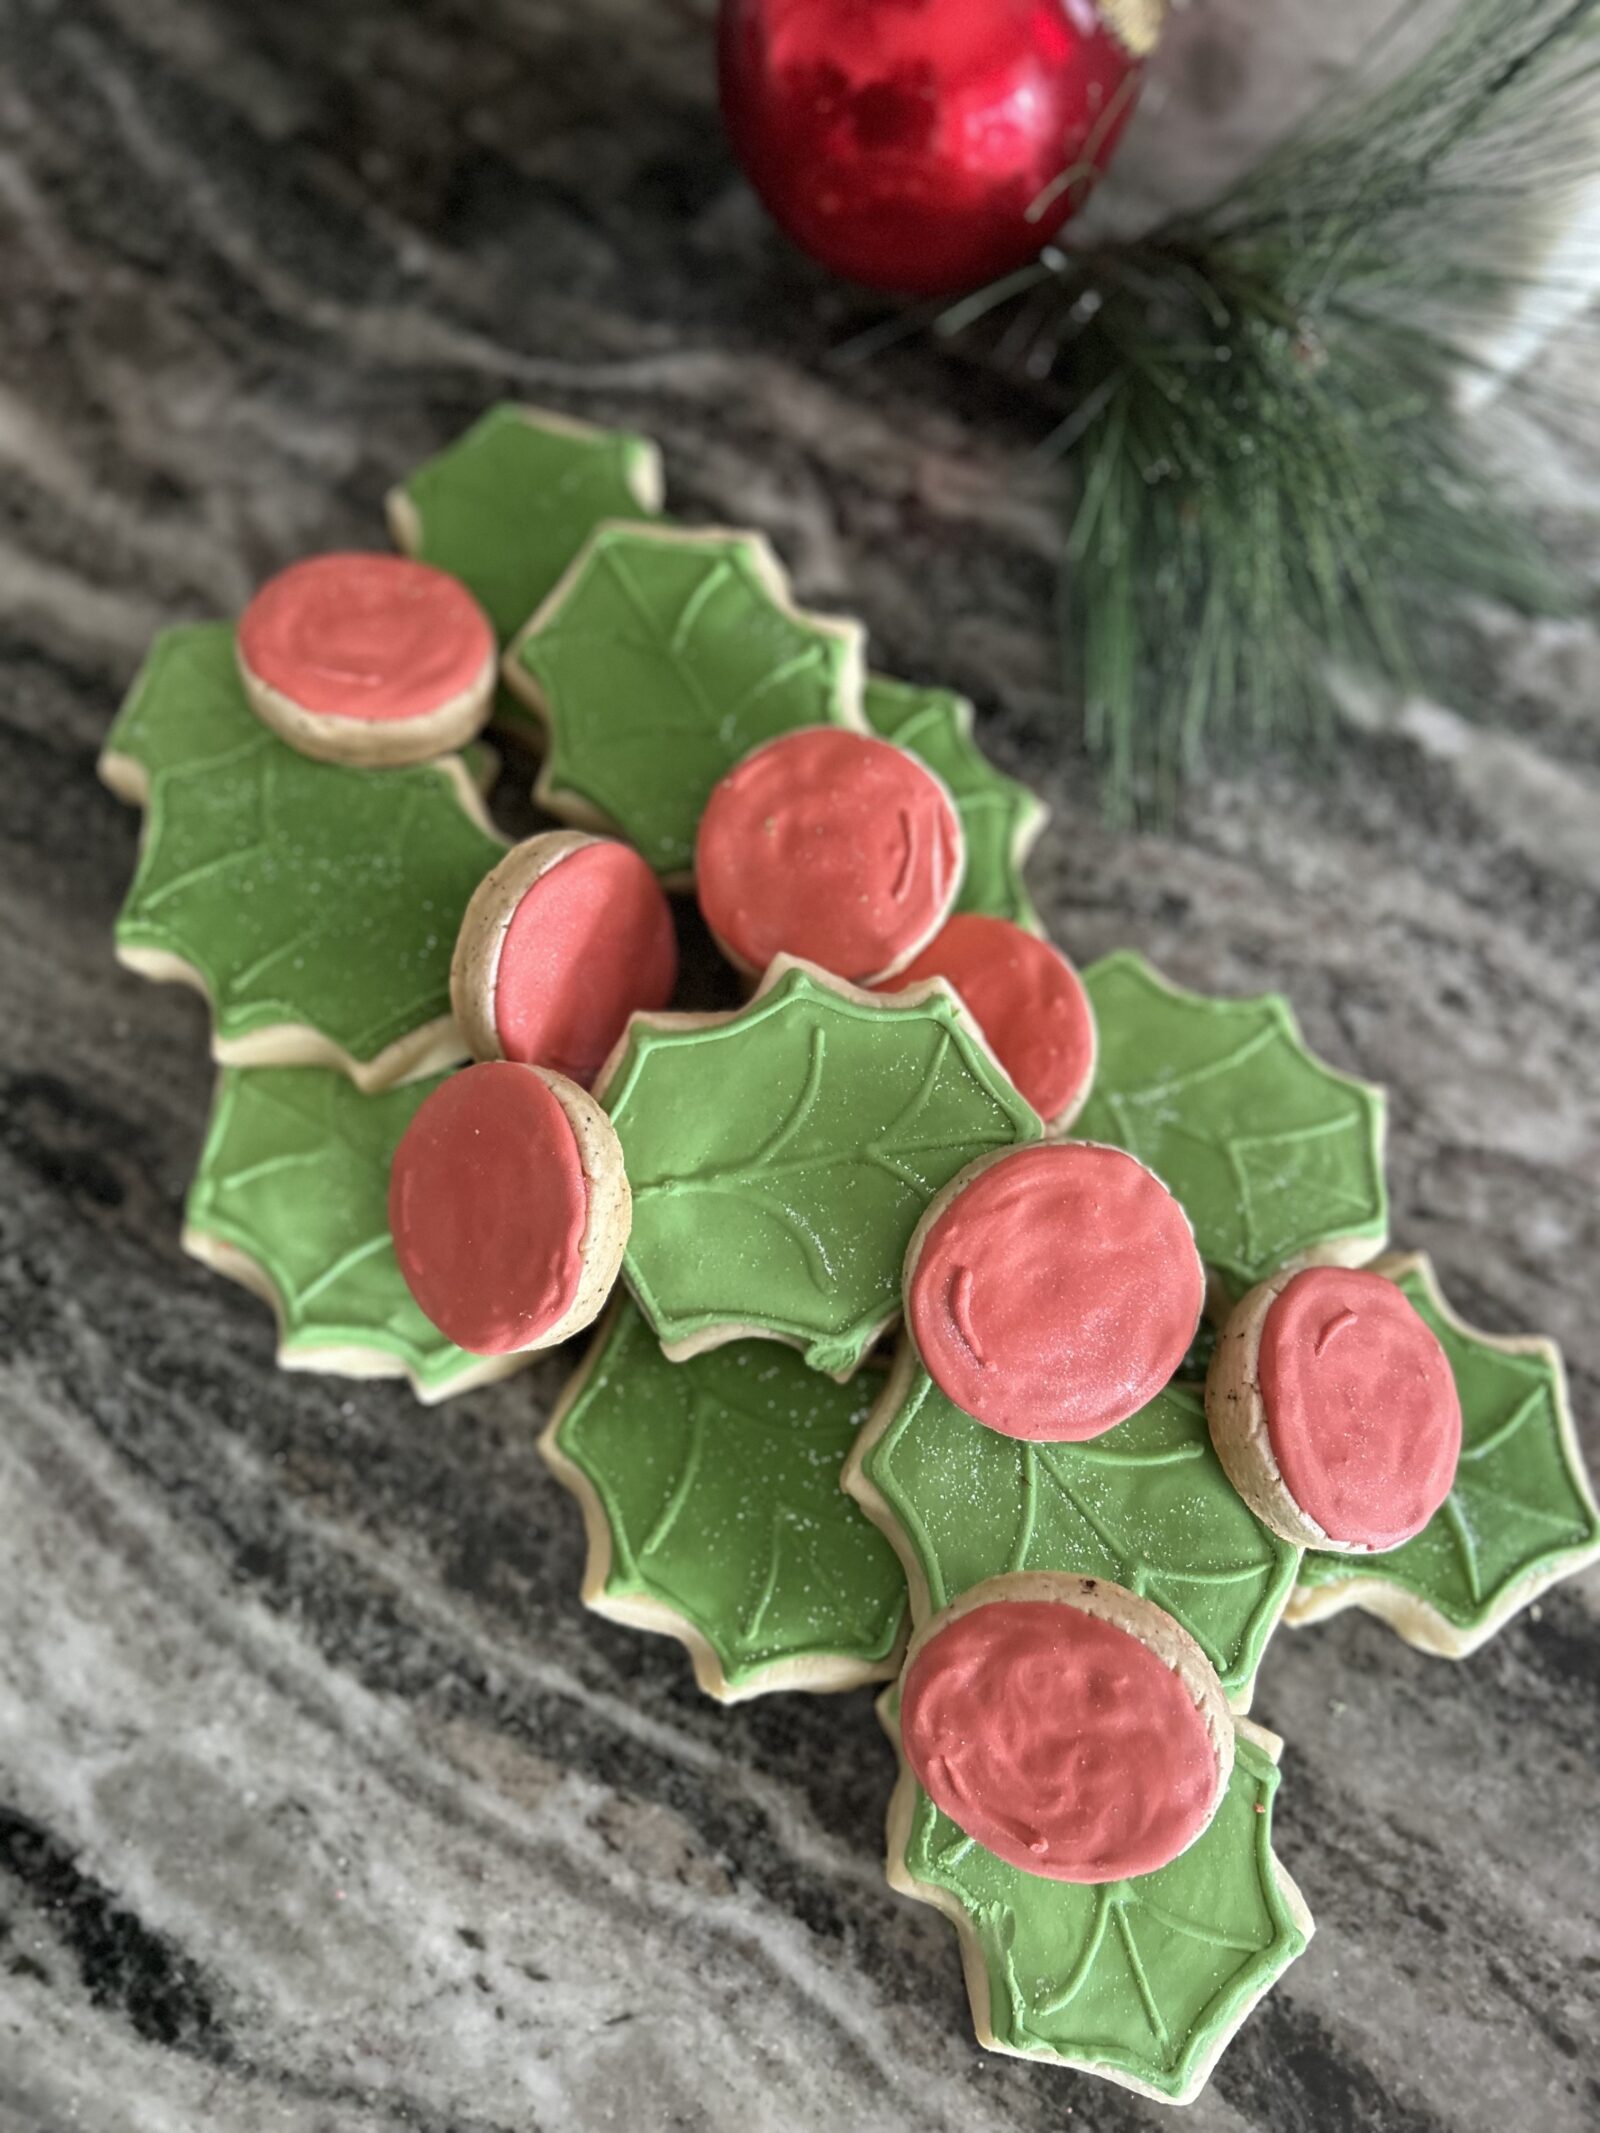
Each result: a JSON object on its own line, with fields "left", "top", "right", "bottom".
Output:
{"left": 718, "top": 0, "right": 1146, "bottom": 295}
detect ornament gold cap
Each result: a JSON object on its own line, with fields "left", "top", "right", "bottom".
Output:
{"left": 1097, "top": 0, "right": 1170, "bottom": 59}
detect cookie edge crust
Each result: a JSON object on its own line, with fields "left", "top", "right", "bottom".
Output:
{"left": 531, "top": 1068, "right": 633, "bottom": 1353}
{"left": 537, "top": 1298, "right": 907, "bottom": 1702}
{"left": 384, "top": 403, "right": 668, "bottom": 586}
{"left": 500, "top": 522, "right": 870, "bottom": 892}
{"left": 449, "top": 829, "right": 611, "bottom": 1065}
{"left": 1205, "top": 1269, "right": 1342, "bottom": 1552}
{"left": 236, "top": 639, "right": 497, "bottom": 768}
{"left": 1282, "top": 1251, "right": 1600, "bottom": 1655}
{"left": 180, "top": 1226, "right": 528, "bottom": 1405}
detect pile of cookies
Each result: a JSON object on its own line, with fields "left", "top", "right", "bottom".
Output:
{"left": 100, "top": 406, "right": 1600, "bottom": 2107}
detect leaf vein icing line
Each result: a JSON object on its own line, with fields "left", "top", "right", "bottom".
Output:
{"left": 294, "top": 1232, "right": 391, "bottom": 1311}
{"left": 1440, "top": 1492, "right": 1483, "bottom": 1604}
{"left": 1113, "top": 1900, "right": 1171, "bottom": 2056}
{"left": 1460, "top": 1383, "right": 1546, "bottom": 1464}
{"left": 742, "top": 1520, "right": 786, "bottom": 1647}
{"left": 722, "top": 643, "right": 835, "bottom": 726}
{"left": 138, "top": 837, "right": 272, "bottom": 915}
{"left": 1010, "top": 1444, "right": 1040, "bottom": 1574}
{"left": 1111, "top": 1020, "right": 1280, "bottom": 1105}
{"left": 1034, "top": 1888, "right": 1113, "bottom": 2020}
{"left": 601, "top": 542, "right": 723, "bottom": 734}
{"left": 641, "top": 1396, "right": 710, "bottom": 1559}
{"left": 214, "top": 1149, "right": 326, "bottom": 1195}
{"left": 670, "top": 556, "right": 735, "bottom": 653}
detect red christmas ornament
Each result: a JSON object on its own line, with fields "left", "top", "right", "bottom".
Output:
{"left": 717, "top": 0, "right": 1156, "bottom": 297}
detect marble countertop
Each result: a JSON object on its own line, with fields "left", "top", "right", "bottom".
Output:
{"left": 2, "top": 3, "right": 1598, "bottom": 2129}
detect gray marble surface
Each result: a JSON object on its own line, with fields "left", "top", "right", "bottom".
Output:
{"left": 2, "top": 2, "right": 1599, "bottom": 2129}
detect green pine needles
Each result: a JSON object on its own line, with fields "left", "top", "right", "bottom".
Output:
{"left": 933, "top": 0, "right": 1600, "bottom": 815}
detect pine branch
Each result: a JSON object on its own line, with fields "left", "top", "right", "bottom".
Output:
{"left": 935, "top": 0, "right": 1600, "bottom": 818}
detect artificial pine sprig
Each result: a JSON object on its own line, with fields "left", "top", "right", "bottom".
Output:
{"left": 931, "top": 0, "right": 1600, "bottom": 816}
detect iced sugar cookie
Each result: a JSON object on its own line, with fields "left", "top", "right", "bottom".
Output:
{"left": 103, "top": 623, "right": 504, "bottom": 1091}
{"left": 389, "top": 1061, "right": 629, "bottom": 1356}
{"left": 597, "top": 957, "right": 1041, "bottom": 1377}
{"left": 542, "top": 1297, "right": 906, "bottom": 1700}
{"left": 877, "top": 913, "right": 1095, "bottom": 1128}
{"left": 1208, "top": 1264, "right": 1462, "bottom": 1552}
{"left": 885, "top": 1695, "right": 1312, "bottom": 2102}
{"left": 237, "top": 553, "right": 496, "bottom": 766}
{"left": 1290, "top": 1255, "right": 1600, "bottom": 1649}
{"left": 696, "top": 728, "right": 964, "bottom": 984}
{"left": 504, "top": 525, "right": 866, "bottom": 881}
{"left": 844, "top": 1342, "right": 1300, "bottom": 1709}
{"left": 903, "top": 1141, "right": 1204, "bottom": 1441}
{"left": 1074, "top": 951, "right": 1388, "bottom": 1300}
{"left": 388, "top": 404, "right": 665, "bottom": 643}
{"left": 900, "top": 1574, "right": 1233, "bottom": 1883}
{"left": 451, "top": 832, "right": 678, "bottom": 1085}
{"left": 184, "top": 1066, "right": 525, "bottom": 1402}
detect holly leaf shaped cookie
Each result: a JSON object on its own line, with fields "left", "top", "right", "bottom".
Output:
{"left": 1291, "top": 1254, "right": 1600, "bottom": 1654}
{"left": 599, "top": 960, "right": 1043, "bottom": 1377}
{"left": 863, "top": 677, "right": 1045, "bottom": 931}
{"left": 847, "top": 1348, "right": 1299, "bottom": 1707}
{"left": 505, "top": 525, "right": 866, "bottom": 879}
{"left": 184, "top": 1066, "right": 521, "bottom": 1402}
{"left": 388, "top": 403, "right": 665, "bottom": 644}
{"left": 104, "top": 624, "right": 505, "bottom": 1089}
{"left": 1074, "top": 951, "right": 1388, "bottom": 1297}
{"left": 887, "top": 1708, "right": 1312, "bottom": 2103}
{"left": 542, "top": 1298, "right": 906, "bottom": 1699}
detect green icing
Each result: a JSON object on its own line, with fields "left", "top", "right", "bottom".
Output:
{"left": 105, "top": 620, "right": 255, "bottom": 784}
{"left": 1296, "top": 1259, "right": 1600, "bottom": 1638}
{"left": 549, "top": 1298, "right": 906, "bottom": 1694}
{"left": 863, "top": 677, "right": 1045, "bottom": 930}
{"left": 858, "top": 1360, "right": 1299, "bottom": 1704}
{"left": 109, "top": 624, "right": 504, "bottom": 1073}
{"left": 392, "top": 404, "right": 662, "bottom": 644}
{"left": 511, "top": 526, "right": 861, "bottom": 876}
{"left": 185, "top": 1066, "right": 495, "bottom": 1399}
{"left": 1075, "top": 951, "right": 1388, "bottom": 1296}
{"left": 603, "top": 964, "right": 1042, "bottom": 1376}
{"left": 895, "top": 1725, "right": 1310, "bottom": 2098}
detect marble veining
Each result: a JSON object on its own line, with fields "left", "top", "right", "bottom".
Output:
{"left": 1, "top": 2, "right": 1597, "bottom": 2128}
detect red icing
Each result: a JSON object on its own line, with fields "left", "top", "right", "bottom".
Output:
{"left": 1259, "top": 1267, "right": 1462, "bottom": 1548}
{"left": 695, "top": 728, "right": 963, "bottom": 981}
{"left": 879, "top": 914, "right": 1096, "bottom": 1123}
{"left": 906, "top": 1142, "right": 1203, "bottom": 1441}
{"left": 239, "top": 553, "right": 494, "bottom": 725}
{"left": 388, "top": 1063, "right": 588, "bottom": 1355}
{"left": 901, "top": 1598, "right": 1219, "bottom": 1883}
{"left": 494, "top": 843, "right": 678, "bottom": 1086}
